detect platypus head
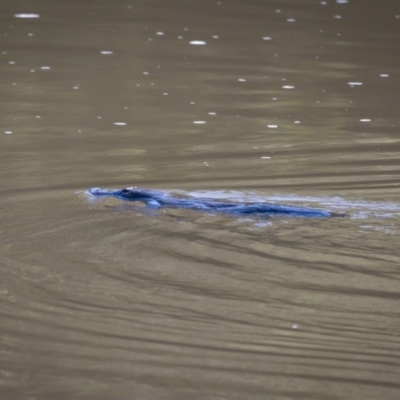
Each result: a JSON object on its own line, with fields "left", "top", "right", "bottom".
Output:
{"left": 88, "top": 187, "right": 163, "bottom": 202}
{"left": 114, "top": 187, "right": 154, "bottom": 201}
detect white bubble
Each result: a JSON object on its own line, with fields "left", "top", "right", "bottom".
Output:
{"left": 193, "top": 121, "right": 206, "bottom": 124}
{"left": 336, "top": 0, "right": 348, "bottom": 3}
{"left": 294, "top": 121, "right": 301, "bottom": 124}
{"left": 287, "top": 18, "right": 296, "bottom": 22}
{"left": 333, "top": 15, "right": 342, "bottom": 19}
{"left": 261, "top": 156, "right": 271, "bottom": 159}
{"left": 267, "top": 125, "right": 278, "bottom": 128}
{"left": 238, "top": 78, "right": 246, "bottom": 82}
{"left": 4, "top": 131, "right": 12, "bottom": 134}
{"left": 156, "top": 32, "right": 164, "bottom": 35}
{"left": 114, "top": 122, "right": 127, "bottom": 126}
{"left": 14, "top": 13, "right": 40, "bottom": 18}
{"left": 189, "top": 40, "right": 207, "bottom": 45}
{"left": 348, "top": 82, "right": 363, "bottom": 85}
{"left": 282, "top": 85, "right": 295, "bottom": 89}
{"left": 100, "top": 51, "right": 113, "bottom": 55}
{"left": 41, "top": 66, "right": 51, "bottom": 70}
{"left": 380, "top": 74, "right": 389, "bottom": 77}
{"left": 208, "top": 112, "right": 216, "bottom": 115}
{"left": 212, "top": 35, "right": 219, "bottom": 39}
{"left": 262, "top": 36, "right": 272, "bottom": 40}
{"left": 360, "top": 119, "right": 371, "bottom": 122}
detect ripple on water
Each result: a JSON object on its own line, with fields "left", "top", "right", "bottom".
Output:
{"left": 1, "top": 186, "right": 400, "bottom": 398}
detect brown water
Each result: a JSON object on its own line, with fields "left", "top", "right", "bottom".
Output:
{"left": 1, "top": 0, "right": 400, "bottom": 399}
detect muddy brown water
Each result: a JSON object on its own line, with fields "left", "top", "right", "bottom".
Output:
{"left": 1, "top": 1, "right": 400, "bottom": 399}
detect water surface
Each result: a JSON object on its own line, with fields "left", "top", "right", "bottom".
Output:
{"left": 1, "top": 0, "right": 400, "bottom": 399}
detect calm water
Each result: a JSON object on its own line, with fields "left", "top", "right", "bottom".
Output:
{"left": 1, "top": 0, "right": 400, "bottom": 399}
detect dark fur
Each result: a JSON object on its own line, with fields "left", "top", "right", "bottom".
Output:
{"left": 88, "top": 187, "right": 343, "bottom": 218}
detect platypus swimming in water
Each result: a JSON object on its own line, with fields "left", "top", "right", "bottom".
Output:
{"left": 88, "top": 187, "right": 344, "bottom": 218}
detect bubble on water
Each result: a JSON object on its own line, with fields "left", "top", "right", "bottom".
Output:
{"left": 212, "top": 35, "right": 219, "bottom": 39}
{"left": 189, "top": 40, "right": 207, "bottom": 45}
{"left": 238, "top": 78, "right": 246, "bottom": 82}
{"left": 208, "top": 112, "right": 216, "bottom": 115}
{"left": 380, "top": 74, "right": 389, "bottom": 77}
{"left": 348, "top": 82, "right": 363, "bottom": 86}
{"left": 336, "top": 0, "right": 349, "bottom": 3}
{"left": 100, "top": 51, "right": 113, "bottom": 55}
{"left": 41, "top": 66, "right": 51, "bottom": 70}
{"left": 267, "top": 125, "right": 278, "bottom": 128}
{"left": 360, "top": 119, "right": 371, "bottom": 122}
{"left": 114, "top": 122, "right": 127, "bottom": 126}
{"left": 294, "top": 121, "right": 301, "bottom": 124}
{"left": 193, "top": 121, "right": 206, "bottom": 124}
{"left": 261, "top": 156, "right": 271, "bottom": 159}
{"left": 282, "top": 85, "right": 295, "bottom": 89}
{"left": 263, "top": 36, "right": 272, "bottom": 40}
{"left": 14, "top": 13, "right": 40, "bottom": 18}
{"left": 156, "top": 31, "right": 164, "bottom": 35}
{"left": 4, "top": 131, "right": 12, "bottom": 134}
{"left": 287, "top": 18, "right": 296, "bottom": 22}
{"left": 333, "top": 15, "right": 342, "bottom": 19}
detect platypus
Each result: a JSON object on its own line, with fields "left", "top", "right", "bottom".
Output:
{"left": 88, "top": 187, "right": 344, "bottom": 218}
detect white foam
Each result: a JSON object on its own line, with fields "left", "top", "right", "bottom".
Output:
{"left": 15, "top": 13, "right": 40, "bottom": 18}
